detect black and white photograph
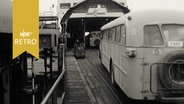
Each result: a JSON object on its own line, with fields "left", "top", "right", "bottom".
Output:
{"left": 1, "top": 0, "right": 184, "bottom": 104}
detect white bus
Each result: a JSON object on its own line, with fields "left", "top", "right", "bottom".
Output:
{"left": 100, "top": 10, "right": 184, "bottom": 103}
{"left": 89, "top": 31, "right": 101, "bottom": 47}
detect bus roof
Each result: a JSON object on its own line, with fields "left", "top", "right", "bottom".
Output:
{"left": 90, "top": 31, "right": 100, "bottom": 33}
{"left": 39, "top": 16, "right": 58, "bottom": 21}
{"left": 101, "top": 14, "right": 125, "bottom": 30}
{"left": 101, "top": 9, "right": 184, "bottom": 30}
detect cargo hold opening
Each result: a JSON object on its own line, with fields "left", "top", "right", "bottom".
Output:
{"left": 66, "top": 17, "right": 116, "bottom": 48}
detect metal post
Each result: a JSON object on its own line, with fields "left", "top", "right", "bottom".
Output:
{"left": 84, "top": 20, "right": 86, "bottom": 47}
{"left": 49, "top": 48, "right": 53, "bottom": 104}
{"left": 50, "top": 48, "right": 53, "bottom": 78}
{"left": 44, "top": 49, "right": 48, "bottom": 74}
{"left": 32, "top": 57, "right": 35, "bottom": 104}
{"left": 62, "top": 44, "right": 65, "bottom": 68}
{"left": 44, "top": 49, "right": 48, "bottom": 95}
{"left": 58, "top": 44, "right": 63, "bottom": 71}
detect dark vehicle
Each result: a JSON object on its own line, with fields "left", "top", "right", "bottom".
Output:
{"left": 74, "top": 43, "right": 85, "bottom": 58}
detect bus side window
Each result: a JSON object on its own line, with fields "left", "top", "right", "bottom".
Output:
{"left": 121, "top": 25, "right": 126, "bottom": 45}
{"left": 112, "top": 27, "right": 116, "bottom": 42}
{"left": 103, "top": 31, "right": 105, "bottom": 40}
{"left": 114, "top": 27, "right": 117, "bottom": 42}
{"left": 104, "top": 30, "right": 107, "bottom": 41}
{"left": 106, "top": 31, "right": 108, "bottom": 41}
{"left": 144, "top": 25, "right": 163, "bottom": 46}
{"left": 108, "top": 29, "right": 112, "bottom": 41}
{"left": 101, "top": 31, "right": 104, "bottom": 40}
{"left": 115, "top": 26, "right": 121, "bottom": 43}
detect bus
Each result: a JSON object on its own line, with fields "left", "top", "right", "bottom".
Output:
{"left": 100, "top": 10, "right": 184, "bottom": 103}
{"left": 39, "top": 16, "right": 60, "bottom": 56}
{"left": 89, "top": 31, "right": 101, "bottom": 47}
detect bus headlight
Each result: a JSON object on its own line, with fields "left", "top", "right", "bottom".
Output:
{"left": 126, "top": 48, "right": 136, "bottom": 58}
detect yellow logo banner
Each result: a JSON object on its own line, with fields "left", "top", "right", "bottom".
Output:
{"left": 13, "top": 0, "right": 39, "bottom": 59}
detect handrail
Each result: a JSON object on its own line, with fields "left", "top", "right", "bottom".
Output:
{"left": 59, "top": 92, "right": 66, "bottom": 104}
{"left": 41, "top": 44, "right": 65, "bottom": 104}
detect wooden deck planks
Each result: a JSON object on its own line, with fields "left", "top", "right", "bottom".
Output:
{"left": 64, "top": 50, "right": 120, "bottom": 104}
{"left": 64, "top": 54, "right": 91, "bottom": 104}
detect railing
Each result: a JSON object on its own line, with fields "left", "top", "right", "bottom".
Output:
{"left": 150, "top": 62, "right": 184, "bottom": 95}
{"left": 41, "top": 44, "right": 66, "bottom": 104}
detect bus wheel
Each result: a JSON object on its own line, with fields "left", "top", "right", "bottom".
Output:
{"left": 99, "top": 49, "right": 101, "bottom": 59}
{"left": 99, "top": 49, "right": 102, "bottom": 63}
{"left": 110, "top": 60, "right": 115, "bottom": 85}
{"left": 159, "top": 51, "right": 184, "bottom": 89}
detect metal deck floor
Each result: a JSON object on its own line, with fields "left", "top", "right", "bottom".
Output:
{"left": 64, "top": 50, "right": 120, "bottom": 104}
{"left": 64, "top": 52, "right": 91, "bottom": 104}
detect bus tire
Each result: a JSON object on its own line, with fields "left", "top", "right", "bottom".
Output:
{"left": 159, "top": 51, "right": 184, "bottom": 89}
{"left": 99, "top": 44, "right": 103, "bottom": 64}
{"left": 110, "top": 60, "right": 115, "bottom": 85}
{"left": 99, "top": 49, "right": 101, "bottom": 59}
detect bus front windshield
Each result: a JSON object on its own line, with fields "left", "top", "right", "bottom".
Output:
{"left": 162, "top": 24, "right": 184, "bottom": 41}
{"left": 144, "top": 25, "right": 163, "bottom": 46}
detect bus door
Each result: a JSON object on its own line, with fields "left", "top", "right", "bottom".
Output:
{"left": 143, "top": 25, "right": 164, "bottom": 96}
{"left": 118, "top": 25, "right": 127, "bottom": 90}
{"left": 121, "top": 26, "right": 144, "bottom": 99}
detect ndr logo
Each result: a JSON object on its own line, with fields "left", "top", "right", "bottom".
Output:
{"left": 20, "top": 29, "right": 32, "bottom": 38}
{"left": 15, "top": 29, "right": 37, "bottom": 45}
